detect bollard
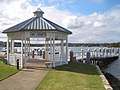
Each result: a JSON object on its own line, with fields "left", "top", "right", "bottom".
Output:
{"left": 70, "top": 50, "right": 73, "bottom": 62}
{"left": 16, "top": 59, "right": 19, "bottom": 70}
{"left": 43, "top": 50, "right": 45, "bottom": 59}
{"left": 32, "top": 51, "right": 34, "bottom": 58}
{"left": 118, "top": 48, "right": 120, "bottom": 59}
{"left": 86, "top": 52, "right": 90, "bottom": 64}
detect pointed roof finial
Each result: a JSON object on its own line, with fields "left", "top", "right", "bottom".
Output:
{"left": 33, "top": 8, "right": 44, "bottom": 17}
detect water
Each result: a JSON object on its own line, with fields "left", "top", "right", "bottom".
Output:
{"left": 0, "top": 47, "right": 6, "bottom": 52}
{"left": 0, "top": 46, "right": 119, "bottom": 52}
{"left": 68, "top": 47, "right": 106, "bottom": 52}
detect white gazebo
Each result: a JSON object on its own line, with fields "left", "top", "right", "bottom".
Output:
{"left": 2, "top": 8, "right": 72, "bottom": 68}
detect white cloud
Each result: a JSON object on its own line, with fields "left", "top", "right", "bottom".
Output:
{"left": 0, "top": 0, "right": 120, "bottom": 43}
{"left": 63, "top": 6, "right": 120, "bottom": 43}
{"left": 93, "top": 21, "right": 105, "bottom": 27}
{"left": 42, "top": 6, "right": 71, "bottom": 25}
{"left": 0, "top": 0, "right": 72, "bottom": 41}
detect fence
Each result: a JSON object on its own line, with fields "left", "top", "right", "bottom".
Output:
{"left": 69, "top": 48, "right": 119, "bottom": 63}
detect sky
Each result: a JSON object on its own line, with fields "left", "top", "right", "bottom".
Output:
{"left": 0, "top": 0, "right": 120, "bottom": 43}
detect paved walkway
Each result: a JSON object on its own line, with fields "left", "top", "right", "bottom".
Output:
{"left": 0, "top": 59, "right": 49, "bottom": 90}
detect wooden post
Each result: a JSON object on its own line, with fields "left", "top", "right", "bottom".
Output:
{"left": 43, "top": 50, "right": 45, "bottom": 59}
{"left": 86, "top": 51, "right": 90, "bottom": 64}
{"left": 70, "top": 50, "right": 73, "bottom": 62}
{"left": 118, "top": 48, "right": 120, "bottom": 59}
{"left": 32, "top": 50, "right": 34, "bottom": 58}
{"left": 99, "top": 48, "right": 101, "bottom": 58}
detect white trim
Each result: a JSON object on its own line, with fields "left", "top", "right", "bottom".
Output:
{"left": 50, "top": 33, "right": 52, "bottom": 67}
{"left": 45, "top": 38, "right": 49, "bottom": 60}
{"left": 21, "top": 37, "right": 23, "bottom": 68}
{"left": 60, "top": 39, "right": 64, "bottom": 65}
{"left": 26, "top": 40, "right": 28, "bottom": 57}
{"left": 45, "top": 38, "right": 47, "bottom": 59}
{"left": 12, "top": 40, "right": 14, "bottom": 53}
{"left": 10, "top": 39, "right": 12, "bottom": 53}
{"left": 66, "top": 36, "right": 68, "bottom": 64}
{"left": 7, "top": 37, "right": 9, "bottom": 64}
{"left": 28, "top": 39, "right": 30, "bottom": 59}
{"left": 24, "top": 33, "right": 27, "bottom": 68}
{"left": 53, "top": 33, "right": 55, "bottom": 67}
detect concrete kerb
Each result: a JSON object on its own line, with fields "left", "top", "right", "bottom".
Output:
{"left": 96, "top": 65, "right": 113, "bottom": 90}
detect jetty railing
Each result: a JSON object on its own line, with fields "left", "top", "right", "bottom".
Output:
{"left": 69, "top": 48, "right": 119, "bottom": 63}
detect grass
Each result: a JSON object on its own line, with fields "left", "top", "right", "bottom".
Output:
{"left": 0, "top": 60, "right": 19, "bottom": 81}
{"left": 36, "top": 62, "right": 105, "bottom": 90}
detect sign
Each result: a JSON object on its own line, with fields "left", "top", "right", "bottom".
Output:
{"left": 30, "top": 32, "right": 47, "bottom": 38}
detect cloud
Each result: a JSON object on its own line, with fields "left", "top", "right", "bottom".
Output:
{"left": 0, "top": 0, "right": 120, "bottom": 43}
{"left": 63, "top": 16, "right": 84, "bottom": 29}
{"left": 63, "top": 6, "right": 120, "bottom": 43}
{"left": 0, "top": 0, "right": 35, "bottom": 29}
{"left": 0, "top": 0, "right": 72, "bottom": 41}
{"left": 93, "top": 21, "right": 105, "bottom": 27}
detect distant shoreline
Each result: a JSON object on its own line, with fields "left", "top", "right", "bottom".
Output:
{"left": 0, "top": 41, "right": 119, "bottom": 47}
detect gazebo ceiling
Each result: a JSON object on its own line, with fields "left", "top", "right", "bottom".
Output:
{"left": 2, "top": 8, "right": 72, "bottom": 34}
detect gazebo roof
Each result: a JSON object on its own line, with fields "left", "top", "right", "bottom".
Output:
{"left": 2, "top": 8, "right": 72, "bottom": 34}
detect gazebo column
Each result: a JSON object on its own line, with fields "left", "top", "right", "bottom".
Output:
{"left": 11, "top": 40, "right": 14, "bottom": 53}
{"left": 45, "top": 38, "right": 47, "bottom": 59}
{"left": 46, "top": 39, "right": 49, "bottom": 60}
{"left": 50, "top": 34, "right": 53, "bottom": 67}
{"left": 10, "top": 39, "right": 12, "bottom": 53}
{"left": 52, "top": 33, "right": 55, "bottom": 67}
{"left": 7, "top": 37, "right": 9, "bottom": 64}
{"left": 24, "top": 35, "right": 27, "bottom": 67}
{"left": 28, "top": 39, "right": 30, "bottom": 59}
{"left": 45, "top": 38, "right": 49, "bottom": 60}
{"left": 60, "top": 39, "right": 64, "bottom": 65}
{"left": 27, "top": 40, "right": 29, "bottom": 57}
{"left": 66, "top": 36, "right": 68, "bottom": 64}
{"left": 21, "top": 37, "right": 23, "bottom": 68}
{"left": 9, "top": 39, "right": 14, "bottom": 54}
